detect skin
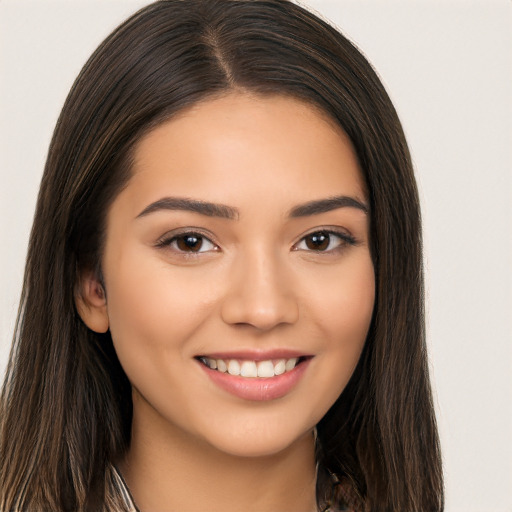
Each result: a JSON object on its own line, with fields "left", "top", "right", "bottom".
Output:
{"left": 78, "top": 93, "right": 375, "bottom": 511}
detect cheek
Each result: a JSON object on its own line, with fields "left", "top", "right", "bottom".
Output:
{"left": 305, "top": 255, "right": 374, "bottom": 399}
{"left": 103, "top": 249, "right": 217, "bottom": 372}
{"left": 310, "top": 253, "right": 375, "bottom": 339}
{"left": 327, "top": 267, "right": 374, "bottom": 339}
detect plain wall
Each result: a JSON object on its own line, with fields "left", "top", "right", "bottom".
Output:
{"left": 1, "top": 1, "right": 511, "bottom": 510}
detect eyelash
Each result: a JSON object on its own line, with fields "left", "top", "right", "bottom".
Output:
{"left": 156, "top": 228, "right": 357, "bottom": 256}
{"left": 156, "top": 230, "right": 219, "bottom": 255}
{"left": 293, "top": 229, "right": 357, "bottom": 253}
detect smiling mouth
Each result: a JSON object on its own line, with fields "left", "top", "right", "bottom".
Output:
{"left": 196, "top": 356, "right": 310, "bottom": 378}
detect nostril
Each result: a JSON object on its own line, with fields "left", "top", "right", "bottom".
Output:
{"left": 220, "top": 298, "right": 299, "bottom": 331}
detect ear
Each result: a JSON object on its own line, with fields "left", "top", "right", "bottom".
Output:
{"left": 75, "top": 272, "right": 109, "bottom": 333}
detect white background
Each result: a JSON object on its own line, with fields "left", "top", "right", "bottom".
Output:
{"left": 1, "top": 1, "right": 511, "bottom": 510}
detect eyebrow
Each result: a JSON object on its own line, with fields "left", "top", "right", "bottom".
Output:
{"left": 136, "top": 197, "right": 239, "bottom": 220}
{"left": 136, "top": 194, "right": 368, "bottom": 220}
{"left": 288, "top": 195, "right": 369, "bottom": 217}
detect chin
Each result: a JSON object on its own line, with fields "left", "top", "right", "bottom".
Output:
{"left": 197, "top": 419, "right": 315, "bottom": 459}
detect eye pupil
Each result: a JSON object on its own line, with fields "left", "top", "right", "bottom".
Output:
{"left": 177, "top": 235, "right": 202, "bottom": 252}
{"left": 305, "top": 232, "right": 329, "bottom": 251}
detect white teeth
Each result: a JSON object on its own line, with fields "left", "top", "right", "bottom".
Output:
{"left": 240, "top": 361, "right": 258, "bottom": 377}
{"left": 227, "top": 360, "right": 241, "bottom": 376}
{"left": 257, "top": 360, "right": 275, "bottom": 378}
{"left": 285, "top": 357, "right": 298, "bottom": 371}
{"left": 274, "top": 359, "right": 286, "bottom": 375}
{"left": 201, "top": 356, "right": 302, "bottom": 378}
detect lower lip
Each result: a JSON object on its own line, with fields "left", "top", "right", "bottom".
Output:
{"left": 199, "top": 358, "right": 312, "bottom": 401}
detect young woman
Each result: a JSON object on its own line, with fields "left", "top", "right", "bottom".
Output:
{"left": 0, "top": 1, "right": 443, "bottom": 510}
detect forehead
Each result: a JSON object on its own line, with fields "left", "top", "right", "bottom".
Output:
{"left": 124, "top": 92, "right": 366, "bottom": 213}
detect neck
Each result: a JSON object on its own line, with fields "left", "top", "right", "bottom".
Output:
{"left": 120, "top": 391, "right": 318, "bottom": 512}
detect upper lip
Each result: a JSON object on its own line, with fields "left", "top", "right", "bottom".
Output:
{"left": 196, "top": 349, "right": 311, "bottom": 361}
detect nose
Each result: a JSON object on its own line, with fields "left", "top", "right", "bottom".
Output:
{"left": 220, "top": 249, "right": 299, "bottom": 330}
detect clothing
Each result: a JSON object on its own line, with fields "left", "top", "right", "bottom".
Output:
{"left": 110, "top": 465, "right": 357, "bottom": 512}
{"left": 109, "top": 465, "right": 139, "bottom": 512}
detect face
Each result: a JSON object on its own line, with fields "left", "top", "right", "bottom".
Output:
{"left": 90, "top": 93, "right": 374, "bottom": 457}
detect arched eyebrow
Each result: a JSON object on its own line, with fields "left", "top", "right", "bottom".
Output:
{"left": 136, "top": 194, "right": 368, "bottom": 220}
{"left": 136, "top": 197, "right": 239, "bottom": 220}
{"left": 288, "top": 195, "right": 368, "bottom": 217}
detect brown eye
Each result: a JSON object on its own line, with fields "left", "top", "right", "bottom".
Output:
{"left": 304, "top": 232, "right": 330, "bottom": 251}
{"left": 176, "top": 234, "right": 204, "bottom": 252}
{"left": 294, "top": 230, "right": 356, "bottom": 253}
{"left": 158, "top": 232, "right": 218, "bottom": 254}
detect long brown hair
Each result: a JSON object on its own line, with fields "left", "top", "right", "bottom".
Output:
{"left": 0, "top": 1, "right": 443, "bottom": 510}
